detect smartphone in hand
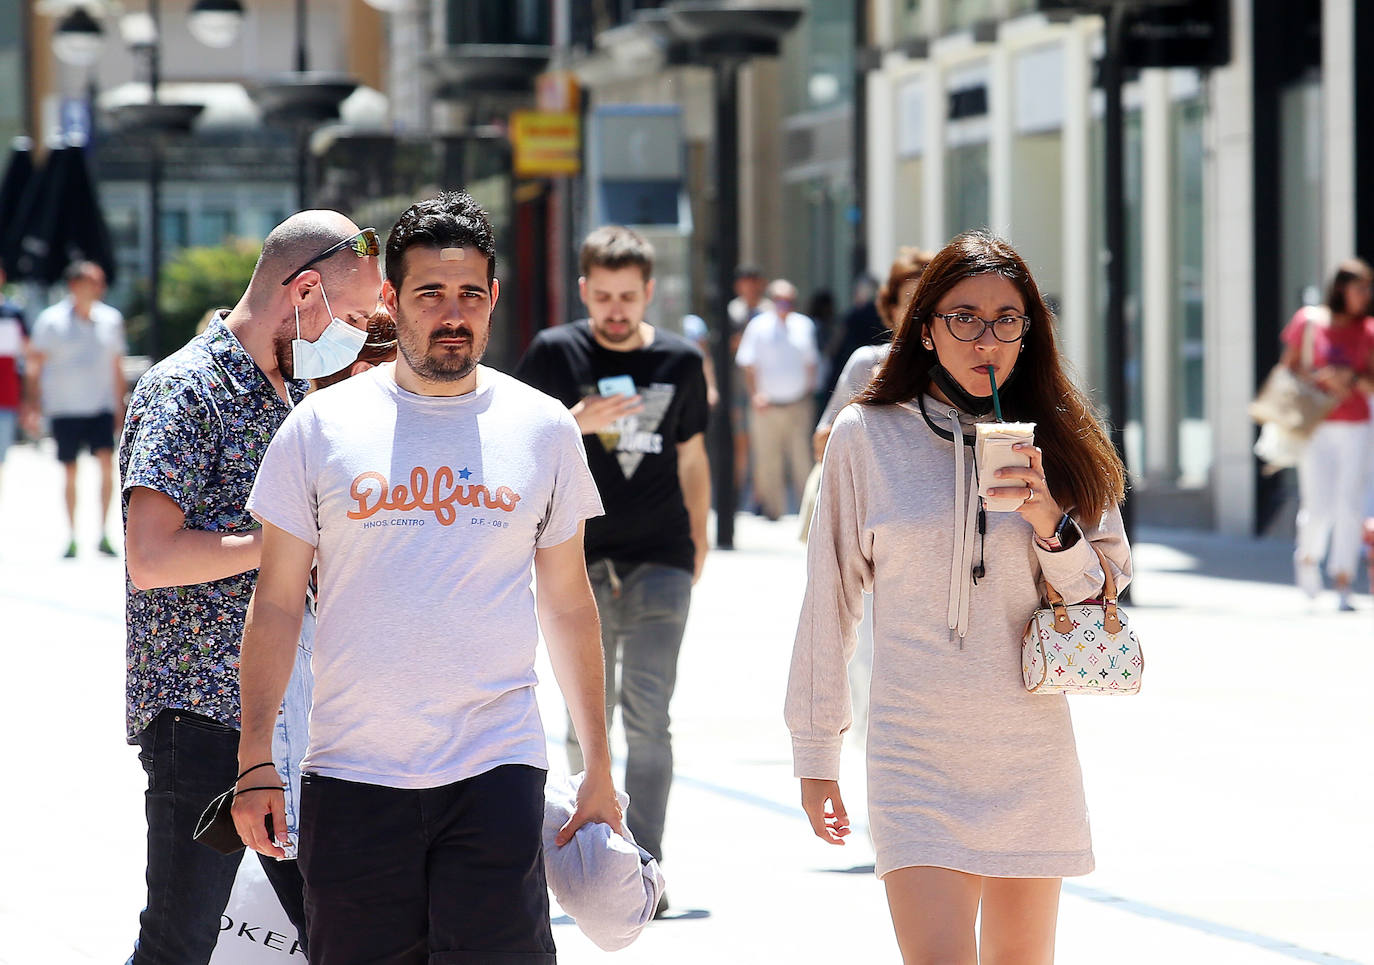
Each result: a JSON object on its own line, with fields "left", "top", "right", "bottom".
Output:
{"left": 597, "top": 375, "right": 637, "bottom": 397}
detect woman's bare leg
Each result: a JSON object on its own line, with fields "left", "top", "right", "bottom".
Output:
{"left": 978, "top": 876, "right": 1062, "bottom": 965}
{"left": 884, "top": 866, "right": 982, "bottom": 965}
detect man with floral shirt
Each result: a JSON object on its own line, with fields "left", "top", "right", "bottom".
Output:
{"left": 119, "top": 210, "right": 381, "bottom": 965}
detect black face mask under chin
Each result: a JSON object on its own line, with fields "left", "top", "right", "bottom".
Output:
{"left": 928, "top": 363, "right": 998, "bottom": 416}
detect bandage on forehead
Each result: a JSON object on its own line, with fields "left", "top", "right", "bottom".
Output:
{"left": 439, "top": 247, "right": 468, "bottom": 261}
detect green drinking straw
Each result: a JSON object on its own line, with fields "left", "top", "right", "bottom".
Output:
{"left": 988, "top": 365, "right": 1003, "bottom": 421}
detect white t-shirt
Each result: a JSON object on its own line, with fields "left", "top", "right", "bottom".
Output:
{"left": 30, "top": 297, "right": 126, "bottom": 417}
{"left": 734, "top": 310, "right": 819, "bottom": 404}
{"left": 248, "top": 365, "right": 604, "bottom": 789}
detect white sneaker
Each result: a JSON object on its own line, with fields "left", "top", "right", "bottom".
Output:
{"left": 1337, "top": 591, "right": 1356, "bottom": 612}
{"left": 1296, "top": 560, "right": 1322, "bottom": 599}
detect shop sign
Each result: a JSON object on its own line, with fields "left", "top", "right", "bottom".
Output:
{"left": 510, "top": 111, "right": 581, "bottom": 178}
{"left": 1037, "top": 1, "right": 1230, "bottom": 69}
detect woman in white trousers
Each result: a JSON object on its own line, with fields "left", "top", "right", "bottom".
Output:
{"left": 1282, "top": 259, "right": 1374, "bottom": 610}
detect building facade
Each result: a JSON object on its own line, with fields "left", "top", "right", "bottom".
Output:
{"left": 864, "top": 0, "right": 1371, "bottom": 535}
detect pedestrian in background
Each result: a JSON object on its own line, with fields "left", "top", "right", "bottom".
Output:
{"left": 23, "top": 260, "right": 125, "bottom": 557}
{"left": 234, "top": 192, "right": 620, "bottom": 964}
{"left": 727, "top": 264, "right": 771, "bottom": 507}
{"left": 806, "top": 287, "right": 837, "bottom": 399}
{"left": 680, "top": 313, "right": 720, "bottom": 409}
{"left": 736, "top": 278, "right": 818, "bottom": 521}
{"left": 787, "top": 230, "right": 1130, "bottom": 964}
{"left": 119, "top": 211, "right": 380, "bottom": 964}
{"left": 0, "top": 262, "right": 27, "bottom": 499}
{"left": 823, "top": 273, "right": 884, "bottom": 399}
{"left": 814, "top": 248, "right": 933, "bottom": 462}
{"left": 514, "top": 226, "right": 710, "bottom": 912}
{"left": 1281, "top": 258, "right": 1374, "bottom": 610}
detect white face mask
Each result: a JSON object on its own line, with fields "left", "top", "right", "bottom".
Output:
{"left": 291, "top": 282, "right": 368, "bottom": 380}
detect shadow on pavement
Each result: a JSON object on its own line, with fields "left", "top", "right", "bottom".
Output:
{"left": 653, "top": 909, "right": 711, "bottom": 921}
{"left": 1136, "top": 526, "right": 1310, "bottom": 588}
{"left": 817, "top": 864, "right": 875, "bottom": 875}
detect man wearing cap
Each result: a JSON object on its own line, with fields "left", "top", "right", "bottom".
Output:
{"left": 119, "top": 212, "right": 380, "bottom": 964}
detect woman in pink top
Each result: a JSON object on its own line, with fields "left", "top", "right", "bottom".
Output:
{"left": 1280, "top": 258, "right": 1374, "bottom": 610}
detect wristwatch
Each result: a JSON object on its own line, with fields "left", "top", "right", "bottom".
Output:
{"left": 1035, "top": 512, "right": 1081, "bottom": 552}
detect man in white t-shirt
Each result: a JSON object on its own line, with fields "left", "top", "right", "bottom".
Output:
{"left": 25, "top": 260, "right": 127, "bottom": 557}
{"left": 232, "top": 192, "right": 622, "bottom": 964}
{"left": 735, "top": 278, "right": 819, "bottom": 520}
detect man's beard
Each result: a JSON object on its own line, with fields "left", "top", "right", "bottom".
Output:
{"left": 592, "top": 317, "right": 640, "bottom": 345}
{"left": 398, "top": 323, "right": 487, "bottom": 383}
{"left": 273, "top": 331, "right": 296, "bottom": 380}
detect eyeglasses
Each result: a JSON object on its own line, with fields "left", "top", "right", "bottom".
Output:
{"left": 280, "top": 228, "right": 380, "bottom": 286}
{"left": 932, "top": 312, "right": 1030, "bottom": 343}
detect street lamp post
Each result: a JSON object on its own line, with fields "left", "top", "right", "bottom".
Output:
{"left": 712, "top": 59, "right": 741, "bottom": 549}
{"left": 664, "top": 2, "right": 805, "bottom": 550}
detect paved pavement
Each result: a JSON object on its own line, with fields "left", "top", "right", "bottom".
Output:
{"left": 1, "top": 438, "right": 1371, "bottom": 964}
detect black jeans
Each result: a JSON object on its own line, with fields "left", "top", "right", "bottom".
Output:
{"left": 128, "top": 709, "right": 308, "bottom": 965}
{"left": 299, "top": 765, "right": 555, "bottom": 964}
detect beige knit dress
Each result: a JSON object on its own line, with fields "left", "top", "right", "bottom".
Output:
{"left": 785, "top": 397, "right": 1132, "bottom": 879}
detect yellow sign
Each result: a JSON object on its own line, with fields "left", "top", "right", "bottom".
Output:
{"left": 510, "top": 111, "right": 581, "bottom": 178}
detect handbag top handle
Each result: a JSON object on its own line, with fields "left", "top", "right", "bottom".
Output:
{"left": 1041, "top": 542, "right": 1123, "bottom": 635}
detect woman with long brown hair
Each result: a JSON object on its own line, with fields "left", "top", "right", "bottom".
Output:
{"left": 786, "top": 230, "right": 1131, "bottom": 963}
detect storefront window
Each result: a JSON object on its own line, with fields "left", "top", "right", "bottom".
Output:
{"left": 0, "top": 0, "right": 22, "bottom": 148}
{"left": 1124, "top": 107, "right": 1144, "bottom": 475}
{"left": 1278, "top": 78, "right": 1323, "bottom": 318}
{"left": 781, "top": 175, "right": 853, "bottom": 306}
{"left": 891, "top": 0, "right": 927, "bottom": 41}
{"left": 195, "top": 210, "right": 236, "bottom": 248}
{"left": 946, "top": 143, "right": 989, "bottom": 235}
{"left": 895, "top": 158, "right": 925, "bottom": 252}
{"left": 1087, "top": 103, "right": 1143, "bottom": 469}
{"left": 946, "top": 0, "right": 994, "bottom": 29}
{"left": 895, "top": 74, "right": 927, "bottom": 251}
{"left": 782, "top": 0, "right": 855, "bottom": 116}
{"left": 1172, "top": 88, "right": 1208, "bottom": 487}
{"left": 945, "top": 62, "right": 990, "bottom": 238}
{"left": 1010, "top": 43, "right": 1066, "bottom": 306}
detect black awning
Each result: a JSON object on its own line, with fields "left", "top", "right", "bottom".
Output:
{"left": 0, "top": 139, "right": 35, "bottom": 276}
{"left": 3, "top": 142, "right": 117, "bottom": 286}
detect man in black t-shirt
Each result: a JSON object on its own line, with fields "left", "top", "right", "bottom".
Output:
{"left": 514, "top": 227, "right": 709, "bottom": 907}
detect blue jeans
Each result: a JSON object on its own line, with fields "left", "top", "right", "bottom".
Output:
{"left": 272, "top": 609, "right": 316, "bottom": 858}
{"left": 128, "top": 709, "right": 307, "bottom": 965}
{"left": 567, "top": 560, "right": 692, "bottom": 862}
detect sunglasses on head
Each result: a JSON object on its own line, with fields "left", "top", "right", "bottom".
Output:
{"left": 280, "top": 227, "right": 380, "bottom": 286}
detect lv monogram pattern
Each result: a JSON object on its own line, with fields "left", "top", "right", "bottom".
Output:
{"left": 1022, "top": 603, "right": 1143, "bottom": 695}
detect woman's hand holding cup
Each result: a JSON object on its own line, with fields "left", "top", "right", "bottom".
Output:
{"left": 990, "top": 443, "right": 1062, "bottom": 538}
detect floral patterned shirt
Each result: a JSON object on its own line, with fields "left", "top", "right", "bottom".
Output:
{"left": 120, "top": 316, "right": 308, "bottom": 741}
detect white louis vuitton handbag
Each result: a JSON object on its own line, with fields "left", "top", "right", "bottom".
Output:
{"left": 1022, "top": 544, "right": 1143, "bottom": 695}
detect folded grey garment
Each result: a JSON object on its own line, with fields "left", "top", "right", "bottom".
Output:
{"left": 543, "top": 772, "right": 666, "bottom": 952}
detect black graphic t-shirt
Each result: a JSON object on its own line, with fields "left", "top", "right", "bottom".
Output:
{"left": 513, "top": 319, "right": 709, "bottom": 572}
